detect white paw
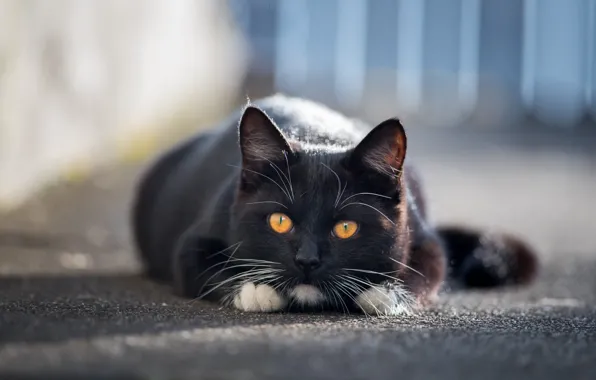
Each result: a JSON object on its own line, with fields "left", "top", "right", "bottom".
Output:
{"left": 355, "top": 285, "right": 414, "bottom": 316}
{"left": 290, "top": 284, "right": 325, "bottom": 306}
{"left": 233, "top": 283, "right": 287, "bottom": 312}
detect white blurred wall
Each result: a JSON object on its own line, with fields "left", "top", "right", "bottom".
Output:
{"left": 0, "top": 0, "right": 247, "bottom": 210}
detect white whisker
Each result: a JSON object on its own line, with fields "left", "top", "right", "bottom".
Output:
{"left": 246, "top": 201, "right": 288, "bottom": 209}
{"left": 332, "top": 277, "right": 370, "bottom": 318}
{"left": 320, "top": 163, "right": 343, "bottom": 208}
{"left": 343, "top": 268, "right": 403, "bottom": 283}
{"left": 283, "top": 151, "right": 295, "bottom": 201}
{"left": 339, "top": 201, "right": 395, "bottom": 226}
{"left": 267, "top": 159, "right": 293, "bottom": 202}
{"left": 199, "top": 268, "right": 283, "bottom": 300}
{"left": 338, "top": 182, "right": 348, "bottom": 205}
{"left": 388, "top": 256, "right": 425, "bottom": 278}
{"left": 227, "top": 164, "right": 292, "bottom": 202}
{"left": 204, "top": 241, "right": 243, "bottom": 260}
{"left": 197, "top": 263, "right": 280, "bottom": 295}
{"left": 339, "top": 192, "right": 392, "bottom": 206}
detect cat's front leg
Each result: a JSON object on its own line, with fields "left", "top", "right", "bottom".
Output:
{"left": 354, "top": 281, "right": 415, "bottom": 316}
{"left": 232, "top": 282, "right": 288, "bottom": 312}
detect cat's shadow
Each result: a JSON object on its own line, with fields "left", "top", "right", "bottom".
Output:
{"left": 0, "top": 273, "right": 355, "bottom": 344}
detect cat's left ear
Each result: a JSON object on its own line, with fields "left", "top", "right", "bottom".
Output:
{"left": 238, "top": 106, "right": 293, "bottom": 189}
{"left": 239, "top": 105, "right": 293, "bottom": 163}
{"left": 348, "top": 118, "right": 407, "bottom": 177}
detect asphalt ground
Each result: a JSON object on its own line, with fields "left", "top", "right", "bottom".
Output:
{"left": 1, "top": 128, "right": 595, "bottom": 380}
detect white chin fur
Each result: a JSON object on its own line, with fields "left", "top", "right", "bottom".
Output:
{"left": 290, "top": 284, "right": 325, "bottom": 306}
{"left": 355, "top": 285, "right": 414, "bottom": 316}
{"left": 233, "top": 283, "right": 287, "bottom": 312}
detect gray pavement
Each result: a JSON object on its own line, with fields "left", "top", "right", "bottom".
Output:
{"left": 1, "top": 128, "right": 596, "bottom": 379}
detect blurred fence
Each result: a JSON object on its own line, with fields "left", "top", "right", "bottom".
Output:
{"left": 230, "top": 0, "right": 596, "bottom": 129}
{"left": 0, "top": 0, "right": 247, "bottom": 210}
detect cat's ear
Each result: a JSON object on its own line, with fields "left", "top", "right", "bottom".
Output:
{"left": 238, "top": 106, "right": 293, "bottom": 189}
{"left": 348, "top": 118, "right": 407, "bottom": 177}
{"left": 239, "top": 106, "right": 293, "bottom": 164}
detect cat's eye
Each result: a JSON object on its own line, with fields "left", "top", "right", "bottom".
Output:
{"left": 332, "top": 221, "right": 359, "bottom": 239}
{"left": 268, "top": 212, "right": 294, "bottom": 234}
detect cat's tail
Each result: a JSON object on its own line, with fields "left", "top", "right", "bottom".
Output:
{"left": 437, "top": 226, "right": 539, "bottom": 289}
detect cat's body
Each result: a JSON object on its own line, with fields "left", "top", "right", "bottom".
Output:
{"left": 132, "top": 95, "right": 537, "bottom": 315}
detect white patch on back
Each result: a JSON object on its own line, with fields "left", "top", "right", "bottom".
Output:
{"left": 290, "top": 284, "right": 325, "bottom": 306}
{"left": 355, "top": 285, "right": 414, "bottom": 316}
{"left": 233, "top": 283, "right": 287, "bottom": 312}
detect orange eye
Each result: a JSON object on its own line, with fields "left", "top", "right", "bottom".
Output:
{"left": 333, "top": 221, "right": 359, "bottom": 239}
{"left": 268, "top": 213, "right": 294, "bottom": 234}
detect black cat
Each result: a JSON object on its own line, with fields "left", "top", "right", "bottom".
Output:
{"left": 131, "top": 95, "right": 537, "bottom": 315}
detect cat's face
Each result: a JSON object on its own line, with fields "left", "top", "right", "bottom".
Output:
{"left": 229, "top": 106, "right": 409, "bottom": 309}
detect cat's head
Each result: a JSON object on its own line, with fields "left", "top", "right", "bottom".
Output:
{"left": 229, "top": 105, "right": 411, "bottom": 310}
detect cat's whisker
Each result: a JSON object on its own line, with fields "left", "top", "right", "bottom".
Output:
{"left": 314, "top": 281, "right": 325, "bottom": 312}
{"left": 283, "top": 151, "right": 295, "bottom": 202}
{"left": 199, "top": 268, "right": 283, "bottom": 300}
{"left": 198, "top": 257, "right": 281, "bottom": 292}
{"left": 197, "top": 242, "right": 243, "bottom": 280}
{"left": 227, "top": 164, "right": 293, "bottom": 202}
{"left": 261, "top": 276, "right": 284, "bottom": 288}
{"left": 320, "top": 163, "right": 343, "bottom": 208}
{"left": 324, "top": 281, "right": 349, "bottom": 314}
{"left": 197, "top": 263, "right": 280, "bottom": 296}
{"left": 387, "top": 256, "right": 426, "bottom": 278}
{"left": 208, "top": 250, "right": 282, "bottom": 266}
{"left": 338, "top": 182, "right": 348, "bottom": 205}
{"left": 336, "top": 287, "right": 351, "bottom": 314}
{"left": 245, "top": 201, "right": 288, "bottom": 209}
{"left": 342, "top": 268, "right": 403, "bottom": 283}
{"left": 266, "top": 159, "right": 293, "bottom": 202}
{"left": 339, "top": 201, "right": 396, "bottom": 226}
{"left": 338, "top": 274, "right": 387, "bottom": 316}
{"left": 339, "top": 192, "right": 392, "bottom": 207}
{"left": 272, "top": 278, "right": 290, "bottom": 292}
{"left": 332, "top": 276, "right": 370, "bottom": 318}
{"left": 196, "top": 261, "right": 274, "bottom": 283}
{"left": 204, "top": 241, "right": 243, "bottom": 260}
{"left": 338, "top": 273, "right": 375, "bottom": 289}
{"left": 319, "top": 281, "right": 332, "bottom": 309}
{"left": 339, "top": 274, "right": 408, "bottom": 316}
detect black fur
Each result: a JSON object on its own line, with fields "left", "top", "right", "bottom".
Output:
{"left": 131, "top": 95, "right": 538, "bottom": 312}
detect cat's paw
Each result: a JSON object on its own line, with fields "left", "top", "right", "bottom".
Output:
{"left": 355, "top": 284, "right": 414, "bottom": 316}
{"left": 233, "top": 282, "right": 287, "bottom": 312}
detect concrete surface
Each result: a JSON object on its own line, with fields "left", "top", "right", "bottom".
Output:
{"left": 1, "top": 128, "right": 596, "bottom": 379}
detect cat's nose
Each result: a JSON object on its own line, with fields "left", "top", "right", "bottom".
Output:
{"left": 294, "top": 251, "right": 321, "bottom": 273}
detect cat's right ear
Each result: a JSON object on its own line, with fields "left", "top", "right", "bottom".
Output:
{"left": 348, "top": 117, "right": 407, "bottom": 179}
{"left": 238, "top": 106, "right": 293, "bottom": 188}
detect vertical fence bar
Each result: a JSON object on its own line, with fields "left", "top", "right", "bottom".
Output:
{"left": 587, "top": 0, "right": 596, "bottom": 122}
{"left": 458, "top": 0, "right": 481, "bottom": 121}
{"left": 274, "top": 0, "right": 310, "bottom": 93}
{"left": 421, "top": 0, "right": 466, "bottom": 126}
{"left": 523, "top": 0, "right": 588, "bottom": 127}
{"left": 302, "top": 0, "right": 338, "bottom": 102}
{"left": 521, "top": 0, "right": 537, "bottom": 114}
{"left": 230, "top": 0, "right": 593, "bottom": 129}
{"left": 396, "top": 0, "right": 425, "bottom": 117}
{"left": 474, "top": 0, "right": 524, "bottom": 127}
{"left": 334, "top": 0, "right": 368, "bottom": 109}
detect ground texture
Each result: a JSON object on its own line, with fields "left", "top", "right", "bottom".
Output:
{"left": 1, "top": 129, "right": 595, "bottom": 380}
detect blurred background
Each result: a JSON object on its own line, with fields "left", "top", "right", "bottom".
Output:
{"left": 0, "top": 0, "right": 595, "bottom": 273}
{"left": 2, "top": 0, "right": 596, "bottom": 210}
{"left": 233, "top": 0, "right": 596, "bottom": 129}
